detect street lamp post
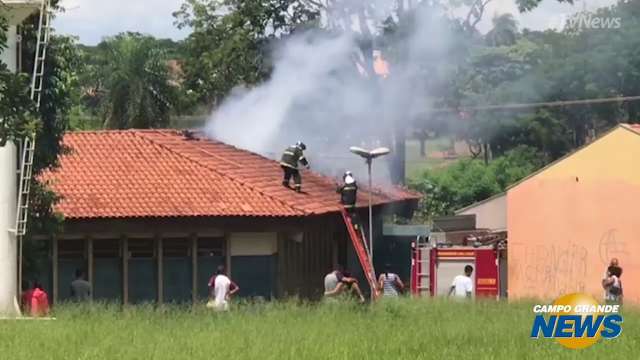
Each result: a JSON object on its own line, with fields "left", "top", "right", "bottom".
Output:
{"left": 349, "top": 146, "right": 391, "bottom": 298}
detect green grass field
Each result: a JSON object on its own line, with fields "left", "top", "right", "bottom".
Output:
{"left": 405, "top": 139, "right": 461, "bottom": 180}
{"left": 1, "top": 298, "right": 637, "bottom": 359}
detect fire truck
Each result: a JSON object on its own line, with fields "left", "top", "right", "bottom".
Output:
{"left": 410, "top": 229, "right": 507, "bottom": 299}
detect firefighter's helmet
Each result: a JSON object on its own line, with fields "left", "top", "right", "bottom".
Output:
{"left": 296, "top": 141, "right": 306, "bottom": 150}
{"left": 344, "top": 171, "right": 355, "bottom": 184}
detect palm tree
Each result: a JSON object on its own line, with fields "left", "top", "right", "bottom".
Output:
{"left": 486, "top": 14, "right": 518, "bottom": 47}
{"left": 99, "top": 33, "right": 175, "bottom": 129}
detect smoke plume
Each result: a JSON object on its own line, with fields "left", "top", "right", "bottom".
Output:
{"left": 205, "top": 2, "right": 454, "bottom": 184}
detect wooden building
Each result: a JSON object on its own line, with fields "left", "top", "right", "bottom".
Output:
{"left": 40, "top": 130, "right": 418, "bottom": 304}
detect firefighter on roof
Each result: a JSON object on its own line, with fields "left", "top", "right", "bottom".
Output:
{"left": 337, "top": 171, "right": 359, "bottom": 229}
{"left": 280, "top": 141, "right": 309, "bottom": 192}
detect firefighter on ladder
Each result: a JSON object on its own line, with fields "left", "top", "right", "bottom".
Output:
{"left": 280, "top": 141, "right": 309, "bottom": 192}
{"left": 337, "top": 171, "right": 359, "bottom": 230}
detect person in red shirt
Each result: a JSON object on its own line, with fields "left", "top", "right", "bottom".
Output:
{"left": 21, "top": 281, "right": 34, "bottom": 314}
{"left": 22, "top": 281, "right": 50, "bottom": 317}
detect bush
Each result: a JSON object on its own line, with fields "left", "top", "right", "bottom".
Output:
{"left": 410, "top": 146, "right": 545, "bottom": 220}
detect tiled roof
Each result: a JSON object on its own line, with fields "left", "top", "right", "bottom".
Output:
{"left": 625, "top": 123, "right": 640, "bottom": 134}
{"left": 42, "top": 130, "right": 420, "bottom": 220}
{"left": 506, "top": 123, "right": 640, "bottom": 192}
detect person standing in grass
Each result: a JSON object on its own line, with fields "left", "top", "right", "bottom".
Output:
{"left": 448, "top": 265, "right": 473, "bottom": 299}
{"left": 208, "top": 265, "right": 239, "bottom": 311}
{"left": 70, "top": 268, "right": 92, "bottom": 302}
{"left": 602, "top": 259, "right": 623, "bottom": 305}
{"left": 378, "top": 264, "right": 404, "bottom": 298}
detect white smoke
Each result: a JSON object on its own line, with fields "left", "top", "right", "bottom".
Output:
{"left": 207, "top": 34, "right": 355, "bottom": 154}
{"left": 205, "top": 2, "right": 453, "bottom": 184}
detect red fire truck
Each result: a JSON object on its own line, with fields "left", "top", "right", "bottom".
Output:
{"left": 411, "top": 236, "right": 505, "bottom": 298}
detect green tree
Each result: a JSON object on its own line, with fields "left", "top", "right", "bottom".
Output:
{"left": 410, "top": 146, "right": 544, "bottom": 219}
{"left": 0, "top": 16, "right": 36, "bottom": 146}
{"left": 410, "top": 159, "right": 501, "bottom": 219}
{"left": 486, "top": 13, "right": 518, "bottom": 47}
{"left": 17, "top": 4, "right": 80, "bottom": 278}
{"left": 174, "top": 0, "right": 319, "bottom": 105}
{"left": 95, "top": 33, "right": 176, "bottom": 129}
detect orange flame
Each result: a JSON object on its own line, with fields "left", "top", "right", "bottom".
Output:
{"left": 373, "top": 51, "right": 390, "bottom": 79}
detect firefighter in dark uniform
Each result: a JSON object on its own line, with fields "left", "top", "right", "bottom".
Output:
{"left": 337, "top": 171, "right": 359, "bottom": 229}
{"left": 280, "top": 141, "right": 309, "bottom": 192}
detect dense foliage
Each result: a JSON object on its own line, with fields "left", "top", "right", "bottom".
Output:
{"left": 8, "top": 0, "right": 640, "bottom": 228}
{"left": 174, "top": 0, "right": 319, "bottom": 105}
{"left": 410, "top": 146, "right": 545, "bottom": 219}
{"left": 0, "top": 17, "right": 36, "bottom": 146}
{"left": 403, "top": 0, "right": 640, "bottom": 218}
{"left": 78, "top": 33, "right": 178, "bottom": 129}
{"left": 3, "top": 3, "right": 79, "bottom": 279}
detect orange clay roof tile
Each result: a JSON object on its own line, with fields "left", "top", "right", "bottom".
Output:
{"left": 41, "top": 130, "right": 420, "bottom": 220}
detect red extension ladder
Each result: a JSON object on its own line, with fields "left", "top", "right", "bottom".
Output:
{"left": 339, "top": 208, "right": 378, "bottom": 298}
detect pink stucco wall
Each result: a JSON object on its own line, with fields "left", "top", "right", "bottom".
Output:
{"left": 508, "top": 127, "right": 640, "bottom": 304}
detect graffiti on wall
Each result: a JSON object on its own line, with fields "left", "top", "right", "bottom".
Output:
{"left": 599, "top": 229, "right": 630, "bottom": 265}
{"left": 511, "top": 241, "right": 588, "bottom": 298}
{"left": 511, "top": 228, "right": 640, "bottom": 303}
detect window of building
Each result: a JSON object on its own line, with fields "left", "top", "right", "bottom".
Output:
{"left": 163, "top": 238, "right": 190, "bottom": 258}
{"left": 128, "top": 239, "right": 155, "bottom": 258}
{"left": 93, "top": 239, "right": 120, "bottom": 258}
{"left": 197, "top": 237, "right": 225, "bottom": 257}
{"left": 58, "top": 239, "right": 85, "bottom": 259}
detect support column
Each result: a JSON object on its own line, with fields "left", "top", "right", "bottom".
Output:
{"left": 87, "top": 237, "right": 94, "bottom": 300}
{"left": 225, "top": 234, "right": 231, "bottom": 276}
{"left": 52, "top": 236, "right": 58, "bottom": 304}
{"left": 191, "top": 234, "right": 198, "bottom": 303}
{"left": 122, "top": 236, "right": 128, "bottom": 305}
{"left": 277, "top": 233, "right": 285, "bottom": 298}
{"left": 157, "top": 236, "right": 163, "bottom": 304}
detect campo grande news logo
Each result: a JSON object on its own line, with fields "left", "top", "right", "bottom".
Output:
{"left": 530, "top": 293, "right": 623, "bottom": 349}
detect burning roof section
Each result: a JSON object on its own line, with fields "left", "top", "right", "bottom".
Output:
{"left": 43, "top": 130, "right": 419, "bottom": 220}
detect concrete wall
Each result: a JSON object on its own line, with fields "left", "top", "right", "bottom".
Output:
{"left": 1, "top": 1, "right": 42, "bottom": 73}
{"left": 229, "top": 232, "right": 277, "bottom": 256}
{"left": 2, "top": 1, "right": 42, "bottom": 26}
{"left": 0, "top": 25, "right": 19, "bottom": 72}
{"left": 457, "top": 194, "right": 507, "bottom": 231}
{"left": 508, "top": 127, "right": 640, "bottom": 303}
{"left": 0, "top": 143, "right": 17, "bottom": 315}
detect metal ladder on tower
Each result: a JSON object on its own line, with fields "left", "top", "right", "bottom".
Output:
{"left": 339, "top": 208, "right": 379, "bottom": 300}
{"left": 14, "top": 0, "right": 52, "bottom": 293}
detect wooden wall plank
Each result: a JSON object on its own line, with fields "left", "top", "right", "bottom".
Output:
{"left": 87, "top": 237, "right": 94, "bottom": 301}
{"left": 52, "top": 236, "right": 58, "bottom": 304}
{"left": 122, "top": 236, "right": 128, "bottom": 305}
{"left": 191, "top": 234, "right": 197, "bottom": 304}
{"left": 157, "top": 236, "right": 163, "bottom": 304}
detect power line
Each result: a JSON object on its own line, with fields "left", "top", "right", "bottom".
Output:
{"left": 427, "top": 95, "right": 640, "bottom": 113}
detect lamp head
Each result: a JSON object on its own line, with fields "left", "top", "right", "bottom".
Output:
{"left": 349, "top": 146, "right": 391, "bottom": 160}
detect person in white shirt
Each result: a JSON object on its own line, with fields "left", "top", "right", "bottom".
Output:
{"left": 207, "top": 265, "right": 239, "bottom": 311}
{"left": 448, "top": 265, "right": 474, "bottom": 299}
